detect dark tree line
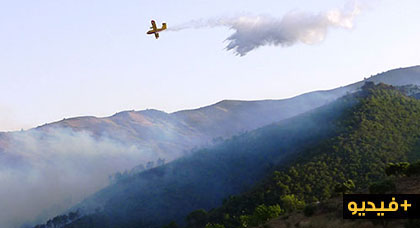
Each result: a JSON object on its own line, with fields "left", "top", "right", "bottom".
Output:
{"left": 33, "top": 210, "right": 80, "bottom": 228}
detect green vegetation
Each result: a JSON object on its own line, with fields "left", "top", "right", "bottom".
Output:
{"left": 385, "top": 162, "right": 410, "bottom": 177}
{"left": 334, "top": 179, "right": 355, "bottom": 194}
{"left": 279, "top": 194, "right": 305, "bottom": 212}
{"left": 38, "top": 83, "right": 420, "bottom": 228}
{"left": 196, "top": 84, "right": 420, "bottom": 228}
{"left": 385, "top": 161, "right": 420, "bottom": 177}
{"left": 187, "top": 210, "right": 208, "bottom": 228}
{"left": 58, "top": 82, "right": 352, "bottom": 228}
{"left": 163, "top": 221, "right": 179, "bottom": 228}
{"left": 231, "top": 164, "right": 420, "bottom": 228}
{"left": 239, "top": 204, "right": 283, "bottom": 228}
{"left": 205, "top": 224, "right": 225, "bottom": 228}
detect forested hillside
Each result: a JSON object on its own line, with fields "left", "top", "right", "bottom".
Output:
{"left": 5, "top": 66, "right": 420, "bottom": 228}
{"left": 199, "top": 83, "right": 420, "bottom": 228}
{"left": 50, "top": 84, "right": 360, "bottom": 228}
{"left": 35, "top": 83, "right": 420, "bottom": 228}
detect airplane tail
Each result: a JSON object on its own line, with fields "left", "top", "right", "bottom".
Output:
{"left": 161, "top": 23, "right": 167, "bottom": 30}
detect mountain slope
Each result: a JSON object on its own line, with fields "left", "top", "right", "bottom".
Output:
{"left": 200, "top": 83, "right": 420, "bottom": 228}
{"left": 3, "top": 66, "right": 420, "bottom": 163}
{"left": 5, "top": 66, "right": 420, "bottom": 228}
{"left": 55, "top": 83, "right": 420, "bottom": 228}
{"left": 59, "top": 85, "right": 360, "bottom": 228}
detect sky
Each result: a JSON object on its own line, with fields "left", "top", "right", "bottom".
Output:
{"left": 1, "top": 0, "right": 420, "bottom": 131}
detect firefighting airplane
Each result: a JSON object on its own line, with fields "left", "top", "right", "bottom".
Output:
{"left": 146, "top": 20, "right": 167, "bottom": 39}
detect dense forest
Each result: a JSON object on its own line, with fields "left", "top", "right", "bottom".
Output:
{"left": 184, "top": 83, "right": 420, "bottom": 228}
{"left": 34, "top": 83, "right": 420, "bottom": 228}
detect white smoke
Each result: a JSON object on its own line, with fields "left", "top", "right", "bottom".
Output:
{"left": 168, "top": 2, "right": 361, "bottom": 56}
{"left": 0, "top": 128, "right": 154, "bottom": 228}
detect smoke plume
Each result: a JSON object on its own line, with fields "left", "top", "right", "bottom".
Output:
{"left": 168, "top": 2, "right": 361, "bottom": 56}
{"left": 0, "top": 128, "right": 155, "bottom": 228}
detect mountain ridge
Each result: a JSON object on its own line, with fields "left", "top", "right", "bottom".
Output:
{"left": 4, "top": 65, "right": 420, "bottom": 136}
{"left": 55, "top": 82, "right": 420, "bottom": 228}
{"left": 2, "top": 66, "right": 418, "bottom": 163}
{"left": 2, "top": 66, "right": 420, "bottom": 228}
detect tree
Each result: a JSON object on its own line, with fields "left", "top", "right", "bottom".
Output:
{"left": 68, "top": 210, "right": 80, "bottom": 221}
{"left": 162, "top": 221, "right": 179, "bottom": 228}
{"left": 385, "top": 162, "right": 409, "bottom": 176}
{"left": 239, "top": 215, "right": 251, "bottom": 228}
{"left": 240, "top": 204, "right": 283, "bottom": 228}
{"left": 281, "top": 195, "right": 305, "bottom": 212}
{"left": 253, "top": 204, "right": 283, "bottom": 223}
{"left": 187, "top": 209, "right": 208, "bottom": 228}
{"left": 205, "top": 223, "right": 225, "bottom": 228}
{"left": 334, "top": 179, "right": 355, "bottom": 194}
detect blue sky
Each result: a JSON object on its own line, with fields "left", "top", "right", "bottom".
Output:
{"left": 1, "top": 0, "right": 420, "bottom": 131}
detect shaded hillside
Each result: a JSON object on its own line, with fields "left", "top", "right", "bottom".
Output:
{"left": 38, "top": 81, "right": 420, "bottom": 228}
{"left": 60, "top": 82, "right": 420, "bottom": 228}
{"left": 59, "top": 84, "right": 362, "bottom": 228}
{"left": 36, "top": 82, "right": 420, "bottom": 228}
{"left": 194, "top": 83, "right": 420, "bottom": 228}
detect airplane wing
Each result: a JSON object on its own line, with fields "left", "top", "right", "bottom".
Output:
{"left": 154, "top": 33, "right": 159, "bottom": 39}
{"left": 151, "top": 20, "right": 157, "bottom": 30}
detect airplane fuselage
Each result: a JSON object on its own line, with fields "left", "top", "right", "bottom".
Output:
{"left": 146, "top": 29, "right": 165, "bottom": 34}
